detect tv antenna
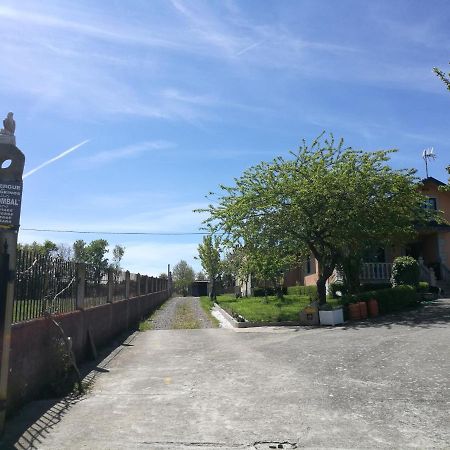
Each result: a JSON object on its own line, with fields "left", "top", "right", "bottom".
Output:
{"left": 422, "top": 147, "right": 436, "bottom": 178}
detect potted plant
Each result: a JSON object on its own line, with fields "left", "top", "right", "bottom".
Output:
{"left": 319, "top": 303, "right": 344, "bottom": 326}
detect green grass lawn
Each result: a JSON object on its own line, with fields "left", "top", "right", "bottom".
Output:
{"left": 215, "top": 293, "right": 313, "bottom": 323}
{"left": 199, "top": 296, "right": 220, "bottom": 327}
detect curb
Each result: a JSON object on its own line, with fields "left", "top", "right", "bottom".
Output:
{"left": 213, "top": 303, "right": 301, "bottom": 328}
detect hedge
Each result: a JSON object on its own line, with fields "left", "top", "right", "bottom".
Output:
{"left": 287, "top": 285, "right": 318, "bottom": 300}
{"left": 253, "top": 286, "right": 288, "bottom": 297}
{"left": 417, "top": 281, "right": 429, "bottom": 293}
{"left": 341, "top": 285, "right": 420, "bottom": 315}
{"left": 360, "top": 282, "right": 392, "bottom": 292}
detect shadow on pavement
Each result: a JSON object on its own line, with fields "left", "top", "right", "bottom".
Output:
{"left": 338, "top": 299, "right": 450, "bottom": 331}
{"left": 0, "top": 329, "right": 137, "bottom": 449}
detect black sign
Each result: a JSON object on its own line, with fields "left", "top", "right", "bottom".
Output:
{"left": 0, "top": 181, "right": 22, "bottom": 229}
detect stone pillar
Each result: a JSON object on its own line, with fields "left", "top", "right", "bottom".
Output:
{"left": 107, "top": 269, "right": 113, "bottom": 303}
{"left": 76, "top": 263, "right": 86, "bottom": 309}
{"left": 144, "top": 275, "right": 149, "bottom": 294}
{"left": 136, "top": 273, "right": 141, "bottom": 297}
{"left": 125, "top": 271, "right": 130, "bottom": 299}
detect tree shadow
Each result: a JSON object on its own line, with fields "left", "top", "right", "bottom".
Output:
{"left": 0, "top": 329, "right": 137, "bottom": 449}
{"left": 336, "top": 299, "right": 450, "bottom": 331}
{"left": 289, "top": 299, "right": 450, "bottom": 332}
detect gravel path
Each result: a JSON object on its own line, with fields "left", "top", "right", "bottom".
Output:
{"left": 148, "top": 296, "right": 216, "bottom": 329}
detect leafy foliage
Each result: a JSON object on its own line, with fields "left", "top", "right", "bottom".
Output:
{"left": 433, "top": 63, "right": 450, "bottom": 91}
{"left": 201, "top": 133, "right": 433, "bottom": 304}
{"left": 286, "top": 285, "right": 318, "bottom": 300}
{"left": 391, "top": 256, "right": 420, "bottom": 287}
{"left": 328, "top": 282, "right": 347, "bottom": 298}
{"left": 417, "top": 281, "right": 429, "bottom": 293}
{"left": 197, "top": 235, "right": 221, "bottom": 299}
{"left": 341, "top": 285, "right": 420, "bottom": 314}
{"left": 18, "top": 240, "right": 58, "bottom": 257}
{"left": 172, "top": 260, "right": 195, "bottom": 296}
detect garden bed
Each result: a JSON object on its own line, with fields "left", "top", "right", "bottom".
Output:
{"left": 215, "top": 293, "right": 326, "bottom": 323}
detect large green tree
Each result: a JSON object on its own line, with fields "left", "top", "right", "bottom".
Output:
{"left": 197, "top": 235, "right": 221, "bottom": 300}
{"left": 172, "top": 260, "right": 195, "bottom": 296}
{"left": 201, "top": 133, "right": 434, "bottom": 304}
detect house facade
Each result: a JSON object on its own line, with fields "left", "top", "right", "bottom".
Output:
{"left": 284, "top": 177, "right": 450, "bottom": 290}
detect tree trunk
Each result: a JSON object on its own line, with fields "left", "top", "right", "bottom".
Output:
{"left": 209, "top": 279, "right": 216, "bottom": 301}
{"left": 316, "top": 263, "right": 335, "bottom": 305}
{"left": 316, "top": 277, "right": 327, "bottom": 305}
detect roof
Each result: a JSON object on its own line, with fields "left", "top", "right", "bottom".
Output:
{"left": 421, "top": 177, "right": 446, "bottom": 187}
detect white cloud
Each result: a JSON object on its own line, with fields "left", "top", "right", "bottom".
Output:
{"left": 84, "top": 140, "right": 175, "bottom": 164}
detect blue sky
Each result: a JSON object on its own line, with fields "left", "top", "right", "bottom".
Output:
{"left": 1, "top": 0, "right": 449, "bottom": 275}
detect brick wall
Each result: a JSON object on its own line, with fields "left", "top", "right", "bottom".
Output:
{"left": 0, "top": 290, "right": 169, "bottom": 415}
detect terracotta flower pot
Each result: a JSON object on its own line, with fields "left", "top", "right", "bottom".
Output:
{"left": 368, "top": 298, "right": 379, "bottom": 317}
{"left": 358, "top": 301, "right": 368, "bottom": 319}
{"left": 348, "top": 303, "right": 361, "bottom": 320}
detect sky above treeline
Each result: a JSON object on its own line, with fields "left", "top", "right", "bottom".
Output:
{"left": 1, "top": 0, "right": 449, "bottom": 275}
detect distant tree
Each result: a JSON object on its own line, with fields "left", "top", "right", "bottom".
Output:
{"left": 196, "top": 271, "right": 207, "bottom": 281}
{"left": 197, "top": 235, "right": 221, "bottom": 300}
{"left": 172, "top": 260, "right": 195, "bottom": 296}
{"left": 18, "top": 240, "right": 58, "bottom": 257}
{"left": 433, "top": 63, "right": 450, "bottom": 91}
{"left": 110, "top": 245, "right": 125, "bottom": 271}
{"left": 73, "top": 239, "right": 109, "bottom": 283}
{"left": 159, "top": 272, "right": 168, "bottom": 280}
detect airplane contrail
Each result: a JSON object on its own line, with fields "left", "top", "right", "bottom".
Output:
{"left": 23, "top": 139, "right": 90, "bottom": 179}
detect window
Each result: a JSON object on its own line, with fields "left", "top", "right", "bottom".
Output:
{"left": 424, "top": 197, "right": 437, "bottom": 210}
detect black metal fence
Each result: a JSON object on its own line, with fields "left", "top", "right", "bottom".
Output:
{"left": 112, "top": 270, "right": 127, "bottom": 302}
{"left": 12, "top": 249, "right": 170, "bottom": 324}
{"left": 14, "top": 250, "right": 77, "bottom": 322}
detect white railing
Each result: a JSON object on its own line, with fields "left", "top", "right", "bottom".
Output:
{"left": 360, "top": 263, "right": 392, "bottom": 281}
{"left": 418, "top": 257, "right": 437, "bottom": 286}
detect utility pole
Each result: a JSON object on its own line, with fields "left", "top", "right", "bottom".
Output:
{"left": 0, "top": 113, "right": 24, "bottom": 435}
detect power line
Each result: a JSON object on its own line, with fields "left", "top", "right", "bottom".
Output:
{"left": 21, "top": 228, "right": 207, "bottom": 236}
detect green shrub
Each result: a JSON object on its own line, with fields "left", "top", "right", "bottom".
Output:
{"left": 328, "top": 282, "right": 347, "bottom": 298}
{"left": 360, "top": 282, "right": 391, "bottom": 292}
{"left": 341, "top": 285, "right": 420, "bottom": 314}
{"left": 253, "top": 286, "right": 287, "bottom": 297}
{"left": 391, "top": 256, "right": 419, "bottom": 287}
{"left": 417, "top": 281, "right": 429, "bottom": 293}
{"left": 429, "top": 285, "right": 440, "bottom": 294}
{"left": 287, "top": 285, "right": 318, "bottom": 300}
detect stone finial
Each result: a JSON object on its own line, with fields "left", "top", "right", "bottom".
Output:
{"left": 0, "top": 112, "right": 16, "bottom": 145}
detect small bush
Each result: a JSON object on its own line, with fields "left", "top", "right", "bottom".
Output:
{"left": 253, "top": 286, "right": 287, "bottom": 297}
{"left": 391, "top": 256, "right": 419, "bottom": 287}
{"left": 429, "top": 285, "right": 440, "bottom": 294}
{"left": 417, "top": 281, "right": 429, "bottom": 293}
{"left": 328, "top": 282, "right": 346, "bottom": 298}
{"left": 287, "top": 285, "right": 318, "bottom": 300}
{"left": 360, "top": 282, "right": 392, "bottom": 292}
{"left": 341, "top": 285, "right": 419, "bottom": 314}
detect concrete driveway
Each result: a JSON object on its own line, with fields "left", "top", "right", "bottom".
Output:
{"left": 3, "top": 300, "right": 450, "bottom": 449}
